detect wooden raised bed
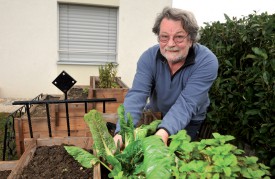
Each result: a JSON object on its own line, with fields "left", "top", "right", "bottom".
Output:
{"left": 14, "top": 94, "right": 62, "bottom": 157}
{"left": 14, "top": 87, "right": 98, "bottom": 157}
{"left": 10, "top": 111, "right": 162, "bottom": 178}
{"left": 7, "top": 137, "right": 97, "bottom": 179}
{"left": 14, "top": 109, "right": 118, "bottom": 157}
{"left": 89, "top": 76, "right": 129, "bottom": 113}
{"left": 14, "top": 76, "right": 128, "bottom": 157}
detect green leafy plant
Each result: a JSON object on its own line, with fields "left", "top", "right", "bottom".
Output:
{"left": 199, "top": 12, "right": 275, "bottom": 176}
{"left": 98, "top": 62, "right": 120, "bottom": 88}
{"left": 64, "top": 105, "right": 271, "bottom": 178}
{"left": 170, "top": 131, "right": 270, "bottom": 178}
{"left": 82, "top": 87, "right": 89, "bottom": 96}
{"left": 0, "top": 113, "right": 18, "bottom": 160}
{"left": 65, "top": 105, "right": 167, "bottom": 178}
{"left": 0, "top": 113, "right": 9, "bottom": 160}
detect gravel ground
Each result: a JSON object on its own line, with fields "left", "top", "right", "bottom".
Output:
{"left": 0, "top": 98, "right": 29, "bottom": 113}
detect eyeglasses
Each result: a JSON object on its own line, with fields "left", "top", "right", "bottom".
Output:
{"left": 158, "top": 34, "right": 189, "bottom": 44}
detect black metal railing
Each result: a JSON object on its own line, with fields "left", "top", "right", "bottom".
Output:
{"left": 2, "top": 93, "right": 44, "bottom": 161}
{"left": 2, "top": 94, "right": 116, "bottom": 161}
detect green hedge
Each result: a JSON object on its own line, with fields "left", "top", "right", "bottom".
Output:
{"left": 199, "top": 12, "right": 275, "bottom": 176}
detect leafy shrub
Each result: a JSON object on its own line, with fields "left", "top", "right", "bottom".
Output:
{"left": 199, "top": 12, "right": 275, "bottom": 176}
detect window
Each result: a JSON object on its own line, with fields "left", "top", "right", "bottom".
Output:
{"left": 58, "top": 4, "right": 118, "bottom": 64}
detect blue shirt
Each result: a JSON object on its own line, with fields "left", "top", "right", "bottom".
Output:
{"left": 116, "top": 43, "right": 218, "bottom": 135}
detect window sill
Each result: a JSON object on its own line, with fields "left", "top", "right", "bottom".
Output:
{"left": 57, "top": 61, "right": 116, "bottom": 66}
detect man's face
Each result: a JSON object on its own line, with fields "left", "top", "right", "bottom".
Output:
{"left": 158, "top": 18, "right": 192, "bottom": 64}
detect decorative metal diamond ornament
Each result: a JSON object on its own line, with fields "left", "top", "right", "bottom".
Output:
{"left": 52, "top": 71, "right": 77, "bottom": 93}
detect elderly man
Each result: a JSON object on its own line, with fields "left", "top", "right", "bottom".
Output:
{"left": 114, "top": 7, "right": 218, "bottom": 146}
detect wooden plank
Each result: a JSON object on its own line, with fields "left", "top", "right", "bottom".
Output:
{"left": 0, "top": 161, "right": 18, "bottom": 171}
{"left": 93, "top": 163, "right": 101, "bottom": 179}
{"left": 55, "top": 113, "right": 117, "bottom": 128}
{"left": 49, "top": 103, "right": 59, "bottom": 126}
{"left": 8, "top": 138, "right": 37, "bottom": 179}
{"left": 56, "top": 104, "right": 88, "bottom": 118}
{"left": 24, "top": 137, "right": 93, "bottom": 150}
{"left": 93, "top": 103, "right": 122, "bottom": 113}
{"left": 94, "top": 89, "right": 127, "bottom": 103}
{"left": 56, "top": 113, "right": 118, "bottom": 125}
{"left": 21, "top": 130, "right": 92, "bottom": 140}
{"left": 53, "top": 116, "right": 88, "bottom": 130}
{"left": 21, "top": 118, "right": 56, "bottom": 132}
{"left": 14, "top": 117, "right": 25, "bottom": 157}
{"left": 90, "top": 76, "right": 128, "bottom": 89}
{"left": 55, "top": 103, "right": 119, "bottom": 117}
{"left": 22, "top": 116, "right": 84, "bottom": 129}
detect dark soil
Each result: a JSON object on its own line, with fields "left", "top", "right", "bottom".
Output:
{"left": 31, "top": 88, "right": 88, "bottom": 117}
{"left": 0, "top": 170, "right": 11, "bottom": 179}
{"left": 67, "top": 87, "right": 88, "bottom": 100}
{"left": 17, "top": 145, "right": 93, "bottom": 179}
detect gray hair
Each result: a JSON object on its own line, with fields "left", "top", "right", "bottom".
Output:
{"left": 152, "top": 7, "right": 200, "bottom": 43}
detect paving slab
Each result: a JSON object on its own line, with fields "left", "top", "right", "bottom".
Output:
{"left": 0, "top": 98, "right": 29, "bottom": 113}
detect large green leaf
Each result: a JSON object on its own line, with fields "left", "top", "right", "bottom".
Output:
{"left": 117, "top": 104, "right": 135, "bottom": 147}
{"left": 134, "top": 120, "right": 162, "bottom": 140}
{"left": 84, "top": 110, "right": 116, "bottom": 158}
{"left": 134, "top": 136, "right": 175, "bottom": 179}
{"left": 64, "top": 146, "right": 99, "bottom": 168}
{"left": 252, "top": 47, "right": 268, "bottom": 60}
{"left": 115, "top": 140, "right": 143, "bottom": 176}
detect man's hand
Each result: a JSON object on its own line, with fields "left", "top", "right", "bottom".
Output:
{"left": 155, "top": 128, "right": 169, "bottom": 145}
{"left": 113, "top": 134, "right": 124, "bottom": 150}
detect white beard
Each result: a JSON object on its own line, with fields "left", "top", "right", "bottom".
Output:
{"left": 166, "top": 55, "right": 185, "bottom": 64}
{"left": 162, "top": 47, "right": 187, "bottom": 64}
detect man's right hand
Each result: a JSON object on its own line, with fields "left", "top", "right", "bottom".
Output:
{"left": 113, "top": 134, "right": 124, "bottom": 150}
{"left": 155, "top": 128, "right": 169, "bottom": 145}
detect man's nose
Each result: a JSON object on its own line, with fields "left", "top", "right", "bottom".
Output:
{"left": 167, "top": 37, "right": 176, "bottom": 46}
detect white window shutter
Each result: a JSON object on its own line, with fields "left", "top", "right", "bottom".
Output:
{"left": 59, "top": 4, "right": 118, "bottom": 64}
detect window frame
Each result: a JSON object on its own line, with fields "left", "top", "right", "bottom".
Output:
{"left": 57, "top": 3, "right": 118, "bottom": 65}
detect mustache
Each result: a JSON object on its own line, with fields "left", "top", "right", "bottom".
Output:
{"left": 165, "top": 47, "right": 180, "bottom": 51}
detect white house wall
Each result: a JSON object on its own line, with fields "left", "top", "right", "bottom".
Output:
{"left": 0, "top": 0, "right": 172, "bottom": 98}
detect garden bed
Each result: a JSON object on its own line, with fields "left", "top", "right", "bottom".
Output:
{"left": 14, "top": 88, "right": 92, "bottom": 157}
{"left": 17, "top": 145, "right": 93, "bottom": 178}
{"left": 8, "top": 137, "right": 96, "bottom": 179}
{"left": 88, "top": 76, "right": 128, "bottom": 113}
